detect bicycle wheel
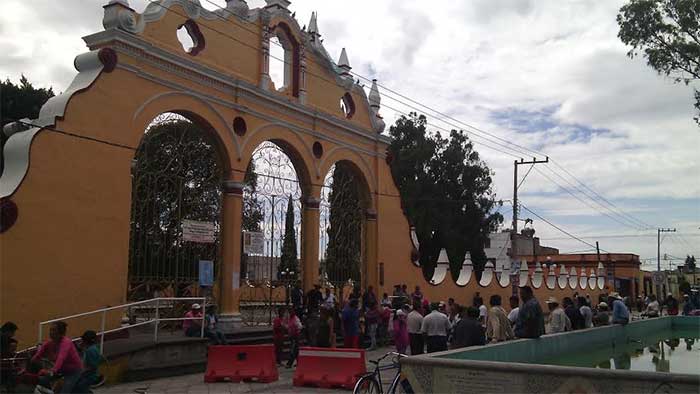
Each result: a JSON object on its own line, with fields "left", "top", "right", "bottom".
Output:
{"left": 389, "top": 372, "right": 415, "bottom": 394}
{"left": 353, "top": 375, "right": 381, "bottom": 394}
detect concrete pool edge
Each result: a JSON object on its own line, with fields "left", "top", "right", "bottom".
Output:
{"left": 399, "top": 316, "right": 700, "bottom": 394}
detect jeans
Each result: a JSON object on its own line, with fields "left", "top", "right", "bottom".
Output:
{"left": 367, "top": 324, "right": 378, "bottom": 350}
{"left": 426, "top": 336, "right": 447, "bottom": 353}
{"left": 287, "top": 336, "right": 299, "bottom": 367}
{"left": 39, "top": 372, "right": 81, "bottom": 393}
{"left": 409, "top": 333, "right": 424, "bottom": 355}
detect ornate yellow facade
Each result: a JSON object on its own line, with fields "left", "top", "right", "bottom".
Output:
{"left": 0, "top": 0, "right": 607, "bottom": 347}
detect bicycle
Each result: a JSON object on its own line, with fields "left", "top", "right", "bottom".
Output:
{"left": 353, "top": 352, "right": 414, "bottom": 394}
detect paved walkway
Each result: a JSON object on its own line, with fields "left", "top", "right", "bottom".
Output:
{"left": 96, "top": 346, "right": 399, "bottom": 394}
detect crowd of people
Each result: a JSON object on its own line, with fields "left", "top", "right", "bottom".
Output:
{"left": 0, "top": 321, "right": 103, "bottom": 393}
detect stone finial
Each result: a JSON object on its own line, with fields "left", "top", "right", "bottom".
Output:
{"left": 338, "top": 48, "right": 351, "bottom": 70}
{"left": 308, "top": 12, "right": 320, "bottom": 39}
{"left": 368, "top": 79, "right": 381, "bottom": 109}
{"left": 107, "top": 0, "right": 130, "bottom": 6}
{"left": 265, "top": 0, "right": 291, "bottom": 10}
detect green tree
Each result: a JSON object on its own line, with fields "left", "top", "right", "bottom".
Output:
{"left": 279, "top": 194, "right": 299, "bottom": 278}
{"left": 1, "top": 75, "right": 55, "bottom": 174}
{"left": 324, "top": 164, "right": 363, "bottom": 284}
{"left": 242, "top": 161, "right": 263, "bottom": 232}
{"left": 686, "top": 254, "right": 697, "bottom": 271}
{"left": 388, "top": 113, "right": 503, "bottom": 279}
{"left": 617, "top": 0, "right": 700, "bottom": 125}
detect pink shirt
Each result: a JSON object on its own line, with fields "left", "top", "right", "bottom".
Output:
{"left": 32, "top": 337, "right": 82, "bottom": 374}
{"left": 183, "top": 310, "right": 202, "bottom": 332}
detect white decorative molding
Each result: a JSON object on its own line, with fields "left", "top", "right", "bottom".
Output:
{"left": 557, "top": 264, "right": 568, "bottom": 289}
{"left": 531, "top": 262, "right": 543, "bottom": 289}
{"left": 479, "top": 261, "right": 494, "bottom": 287}
{"left": 588, "top": 268, "right": 597, "bottom": 289}
{"left": 429, "top": 248, "right": 449, "bottom": 285}
{"left": 568, "top": 267, "right": 578, "bottom": 290}
{"left": 456, "top": 252, "right": 473, "bottom": 287}
{"left": 1, "top": 50, "right": 108, "bottom": 199}
{"left": 518, "top": 261, "right": 529, "bottom": 288}
{"left": 546, "top": 264, "right": 557, "bottom": 290}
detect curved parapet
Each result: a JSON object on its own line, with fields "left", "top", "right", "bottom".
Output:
{"left": 597, "top": 262, "right": 605, "bottom": 277}
{"left": 557, "top": 264, "right": 568, "bottom": 289}
{"left": 1, "top": 49, "right": 113, "bottom": 198}
{"left": 569, "top": 267, "right": 578, "bottom": 289}
{"left": 429, "top": 248, "right": 449, "bottom": 285}
{"left": 588, "top": 268, "right": 597, "bottom": 289}
{"left": 531, "top": 262, "right": 544, "bottom": 289}
{"left": 579, "top": 269, "right": 588, "bottom": 290}
{"left": 597, "top": 273, "right": 606, "bottom": 290}
{"left": 479, "top": 262, "right": 495, "bottom": 287}
{"left": 546, "top": 264, "right": 557, "bottom": 289}
{"left": 518, "top": 261, "right": 529, "bottom": 288}
{"left": 498, "top": 267, "right": 510, "bottom": 287}
{"left": 409, "top": 226, "right": 421, "bottom": 267}
{"left": 455, "top": 253, "right": 473, "bottom": 287}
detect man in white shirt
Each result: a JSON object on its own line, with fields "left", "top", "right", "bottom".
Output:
{"left": 322, "top": 288, "right": 336, "bottom": 309}
{"left": 407, "top": 302, "right": 424, "bottom": 355}
{"left": 421, "top": 303, "right": 451, "bottom": 353}
{"left": 546, "top": 297, "right": 571, "bottom": 333}
{"left": 644, "top": 294, "right": 660, "bottom": 318}
{"left": 478, "top": 304, "right": 488, "bottom": 324}
{"left": 578, "top": 296, "right": 593, "bottom": 329}
{"left": 507, "top": 295, "right": 520, "bottom": 325}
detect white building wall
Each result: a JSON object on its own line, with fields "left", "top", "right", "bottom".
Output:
{"left": 484, "top": 232, "right": 512, "bottom": 272}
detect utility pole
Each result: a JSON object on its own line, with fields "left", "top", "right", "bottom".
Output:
{"left": 512, "top": 157, "right": 549, "bottom": 233}
{"left": 657, "top": 228, "right": 676, "bottom": 297}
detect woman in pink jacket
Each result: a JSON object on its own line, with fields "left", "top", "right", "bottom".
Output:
{"left": 392, "top": 309, "right": 409, "bottom": 354}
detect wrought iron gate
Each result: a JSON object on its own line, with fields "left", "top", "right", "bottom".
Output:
{"left": 127, "top": 113, "right": 223, "bottom": 302}
{"left": 239, "top": 141, "right": 303, "bottom": 326}
{"left": 320, "top": 163, "right": 364, "bottom": 293}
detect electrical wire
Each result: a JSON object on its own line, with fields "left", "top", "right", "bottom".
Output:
{"left": 519, "top": 203, "right": 610, "bottom": 252}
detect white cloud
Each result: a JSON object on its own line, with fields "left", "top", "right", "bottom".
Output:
{"left": 1, "top": 0, "right": 698, "bottom": 261}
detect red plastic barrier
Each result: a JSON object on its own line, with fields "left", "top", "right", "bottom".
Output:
{"left": 293, "top": 347, "right": 366, "bottom": 390}
{"left": 204, "top": 344, "right": 278, "bottom": 383}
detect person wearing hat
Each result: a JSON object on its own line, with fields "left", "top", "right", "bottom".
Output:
{"left": 545, "top": 297, "right": 571, "bottom": 334}
{"left": 593, "top": 302, "right": 611, "bottom": 326}
{"left": 609, "top": 293, "right": 630, "bottom": 325}
{"left": 665, "top": 293, "right": 679, "bottom": 316}
{"left": 183, "top": 303, "right": 204, "bottom": 337}
{"left": 682, "top": 294, "right": 693, "bottom": 316}
{"left": 643, "top": 294, "right": 660, "bottom": 318}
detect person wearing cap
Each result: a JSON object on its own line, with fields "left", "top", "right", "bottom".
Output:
{"left": 609, "top": 293, "right": 630, "bottom": 324}
{"left": 183, "top": 303, "right": 204, "bottom": 337}
{"left": 593, "top": 302, "right": 611, "bottom": 326}
{"left": 643, "top": 294, "right": 660, "bottom": 318}
{"left": 665, "top": 293, "right": 679, "bottom": 316}
{"left": 546, "top": 297, "right": 571, "bottom": 334}
{"left": 392, "top": 308, "right": 409, "bottom": 354}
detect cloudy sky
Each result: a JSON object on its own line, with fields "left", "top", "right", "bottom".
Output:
{"left": 2, "top": 0, "right": 698, "bottom": 269}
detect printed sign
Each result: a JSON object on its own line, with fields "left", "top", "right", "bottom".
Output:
{"left": 182, "top": 219, "right": 216, "bottom": 243}
{"left": 243, "top": 231, "right": 265, "bottom": 255}
{"left": 199, "top": 260, "right": 214, "bottom": 287}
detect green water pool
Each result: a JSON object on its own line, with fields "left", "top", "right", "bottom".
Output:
{"left": 540, "top": 328, "right": 700, "bottom": 374}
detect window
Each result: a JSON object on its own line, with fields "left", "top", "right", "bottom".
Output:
{"left": 340, "top": 93, "right": 355, "bottom": 119}
{"left": 269, "top": 36, "right": 286, "bottom": 91}
{"left": 267, "top": 24, "right": 299, "bottom": 97}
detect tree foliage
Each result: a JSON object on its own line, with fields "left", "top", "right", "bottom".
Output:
{"left": 0, "top": 75, "right": 55, "bottom": 127}
{"left": 279, "top": 194, "right": 299, "bottom": 278}
{"left": 388, "top": 113, "right": 503, "bottom": 279}
{"left": 1, "top": 75, "right": 55, "bottom": 174}
{"left": 242, "top": 161, "right": 263, "bottom": 232}
{"left": 617, "top": 0, "right": 700, "bottom": 125}
{"left": 324, "top": 164, "right": 363, "bottom": 284}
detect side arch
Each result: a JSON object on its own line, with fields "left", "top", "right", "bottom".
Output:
{"left": 132, "top": 90, "right": 239, "bottom": 170}
{"left": 240, "top": 122, "right": 315, "bottom": 197}
{"left": 319, "top": 146, "right": 377, "bottom": 208}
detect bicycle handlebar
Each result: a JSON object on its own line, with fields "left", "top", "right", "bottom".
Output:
{"left": 370, "top": 351, "right": 406, "bottom": 365}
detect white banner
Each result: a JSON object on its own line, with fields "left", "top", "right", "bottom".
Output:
{"left": 243, "top": 231, "right": 265, "bottom": 255}
{"left": 182, "top": 219, "right": 216, "bottom": 243}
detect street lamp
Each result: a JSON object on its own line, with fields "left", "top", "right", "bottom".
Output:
{"left": 280, "top": 267, "right": 296, "bottom": 305}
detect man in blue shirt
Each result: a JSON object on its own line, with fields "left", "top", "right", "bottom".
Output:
{"left": 342, "top": 299, "right": 360, "bottom": 348}
{"left": 514, "top": 286, "right": 545, "bottom": 339}
{"left": 609, "top": 293, "right": 629, "bottom": 325}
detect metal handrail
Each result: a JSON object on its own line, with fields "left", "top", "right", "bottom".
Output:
{"left": 37, "top": 297, "right": 206, "bottom": 354}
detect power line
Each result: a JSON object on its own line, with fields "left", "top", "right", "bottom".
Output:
{"left": 519, "top": 203, "right": 610, "bottom": 252}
